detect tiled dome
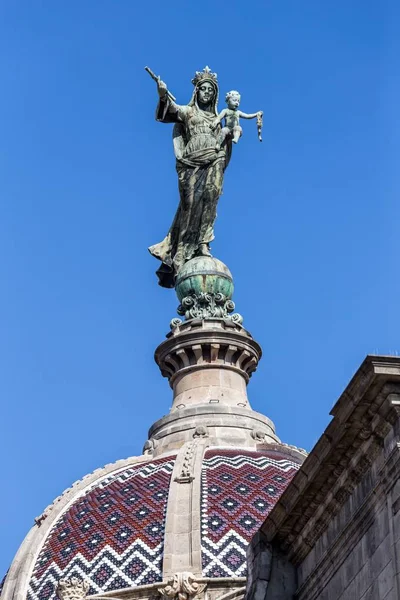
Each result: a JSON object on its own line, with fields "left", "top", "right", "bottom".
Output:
{"left": 4, "top": 316, "right": 307, "bottom": 600}
{"left": 26, "top": 446, "right": 301, "bottom": 600}
{"left": 200, "top": 448, "right": 300, "bottom": 578}
{"left": 28, "top": 455, "right": 176, "bottom": 600}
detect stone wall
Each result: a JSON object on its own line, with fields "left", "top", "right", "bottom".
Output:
{"left": 246, "top": 532, "right": 296, "bottom": 600}
{"left": 245, "top": 356, "right": 400, "bottom": 600}
{"left": 295, "top": 423, "right": 400, "bottom": 599}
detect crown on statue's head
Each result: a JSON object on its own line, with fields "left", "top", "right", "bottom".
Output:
{"left": 191, "top": 66, "right": 218, "bottom": 86}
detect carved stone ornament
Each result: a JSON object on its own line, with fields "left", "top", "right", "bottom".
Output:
{"left": 175, "top": 442, "right": 197, "bottom": 483}
{"left": 56, "top": 578, "right": 90, "bottom": 600}
{"left": 193, "top": 425, "right": 209, "bottom": 439}
{"left": 170, "top": 317, "right": 183, "bottom": 330}
{"left": 143, "top": 438, "right": 157, "bottom": 455}
{"left": 251, "top": 428, "right": 267, "bottom": 442}
{"left": 35, "top": 508, "right": 51, "bottom": 526}
{"left": 158, "top": 572, "right": 207, "bottom": 600}
{"left": 177, "top": 292, "right": 243, "bottom": 324}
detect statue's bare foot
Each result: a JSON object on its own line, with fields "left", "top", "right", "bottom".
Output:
{"left": 198, "top": 243, "right": 211, "bottom": 257}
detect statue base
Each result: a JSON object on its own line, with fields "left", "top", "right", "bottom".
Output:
{"left": 171, "top": 256, "right": 243, "bottom": 328}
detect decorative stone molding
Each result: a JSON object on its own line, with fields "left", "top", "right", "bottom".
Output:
{"left": 158, "top": 572, "right": 206, "bottom": 600}
{"left": 170, "top": 317, "right": 183, "bottom": 329}
{"left": 334, "top": 487, "right": 350, "bottom": 505}
{"left": 148, "top": 404, "right": 279, "bottom": 454}
{"left": 35, "top": 508, "right": 52, "bottom": 527}
{"left": 251, "top": 428, "right": 266, "bottom": 442}
{"left": 351, "top": 454, "right": 373, "bottom": 479}
{"left": 177, "top": 292, "right": 242, "bottom": 324}
{"left": 280, "top": 442, "right": 308, "bottom": 455}
{"left": 382, "top": 441, "right": 400, "bottom": 495}
{"left": 156, "top": 318, "right": 261, "bottom": 386}
{"left": 143, "top": 438, "right": 157, "bottom": 455}
{"left": 385, "top": 393, "right": 400, "bottom": 425}
{"left": 257, "top": 356, "right": 400, "bottom": 566}
{"left": 374, "top": 420, "right": 392, "bottom": 440}
{"left": 56, "top": 578, "right": 89, "bottom": 600}
{"left": 175, "top": 442, "right": 197, "bottom": 483}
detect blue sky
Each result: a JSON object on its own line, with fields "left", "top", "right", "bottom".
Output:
{"left": 1, "top": 0, "right": 399, "bottom": 577}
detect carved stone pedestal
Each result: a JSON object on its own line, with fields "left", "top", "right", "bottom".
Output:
{"left": 152, "top": 318, "right": 278, "bottom": 454}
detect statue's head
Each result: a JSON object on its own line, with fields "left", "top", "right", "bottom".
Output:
{"left": 197, "top": 81, "right": 216, "bottom": 105}
{"left": 190, "top": 66, "right": 219, "bottom": 114}
{"left": 225, "top": 90, "right": 241, "bottom": 109}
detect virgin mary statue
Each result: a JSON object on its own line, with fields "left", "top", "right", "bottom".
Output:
{"left": 148, "top": 67, "right": 232, "bottom": 288}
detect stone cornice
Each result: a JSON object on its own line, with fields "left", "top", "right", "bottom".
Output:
{"left": 259, "top": 355, "right": 400, "bottom": 565}
{"left": 295, "top": 441, "right": 400, "bottom": 600}
{"left": 86, "top": 578, "right": 247, "bottom": 600}
{"left": 147, "top": 404, "right": 280, "bottom": 455}
{"left": 155, "top": 319, "right": 262, "bottom": 387}
{"left": 148, "top": 405, "right": 276, "bottom": 440}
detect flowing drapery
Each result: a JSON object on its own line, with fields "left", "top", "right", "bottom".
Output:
{"left": 148, "top": 88, "right": 231, "bottom": 288}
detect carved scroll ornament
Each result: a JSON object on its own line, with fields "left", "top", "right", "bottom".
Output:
{"left": 158, "top": 572, "right": 206, "bottom": 600}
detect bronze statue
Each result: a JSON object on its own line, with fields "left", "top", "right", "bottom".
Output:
{"left": 212, "top": 90, "right": 263, "bottom": 151}
{"left": 146, "top": 66, "right": 261, "bottom": 288}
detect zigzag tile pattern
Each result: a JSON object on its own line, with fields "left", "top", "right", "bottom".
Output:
{"left": 28, "top": 456, "right": 176, "bottom": 600}
{"left": 201, "top": 449, "right": 300, "bottom": 578}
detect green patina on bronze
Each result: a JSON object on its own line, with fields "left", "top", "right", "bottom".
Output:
{"left": 175, "top": 257, "right": 233, "bottom": 302}
{"left": 172, "top": 257, "right": 242, "bottom": 325}
{"left": 146, "top": 66, "right": 262, "bottom": 290}
{"left": 148, "top": 67, "right": 230, "bottom": 289}
{"left": 145, "top": 66, "right": 261, "bottom": 325}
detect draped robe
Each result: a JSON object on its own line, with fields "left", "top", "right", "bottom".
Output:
{"left": 148, "top": 89, "right": 231, "bottom": 288}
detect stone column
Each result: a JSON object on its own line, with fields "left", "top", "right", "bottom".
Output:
{"left": 155, "top": 318, "right": 261, "bottom": 411}
{"left": 150, "top": 257, "right": 279, "bottom": 454}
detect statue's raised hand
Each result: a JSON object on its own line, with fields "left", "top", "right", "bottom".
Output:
{"left": 157, "top": 77, "right": 168, "bottom": 98}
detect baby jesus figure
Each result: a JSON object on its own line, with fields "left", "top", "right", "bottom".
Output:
{"left": 212, "top": 90, "right": 263, "bottom": 151}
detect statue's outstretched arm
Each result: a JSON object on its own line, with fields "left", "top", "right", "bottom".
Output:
{"left": 238, "top": 110, "right": 262, "bottom": 119}
{"left": 156, "top": 78, "right": 188, "bottom": 123}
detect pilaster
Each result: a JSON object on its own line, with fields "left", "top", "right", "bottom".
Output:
{"left": 162, "top": 440, "right": 209, "bottom": 578}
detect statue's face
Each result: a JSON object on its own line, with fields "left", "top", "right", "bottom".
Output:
{"left": 197, "top": 82, "right": 215, "bottom": 105}
{"left": 227, "top": 93, "right": 240, "bottom": 109}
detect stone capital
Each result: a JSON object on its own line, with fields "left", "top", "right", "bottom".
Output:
{"left": 56, "top": 578, "right": 89, "bottom": 600}
{"left": 158, "top": 572, "right": 206, "bottom": 600}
